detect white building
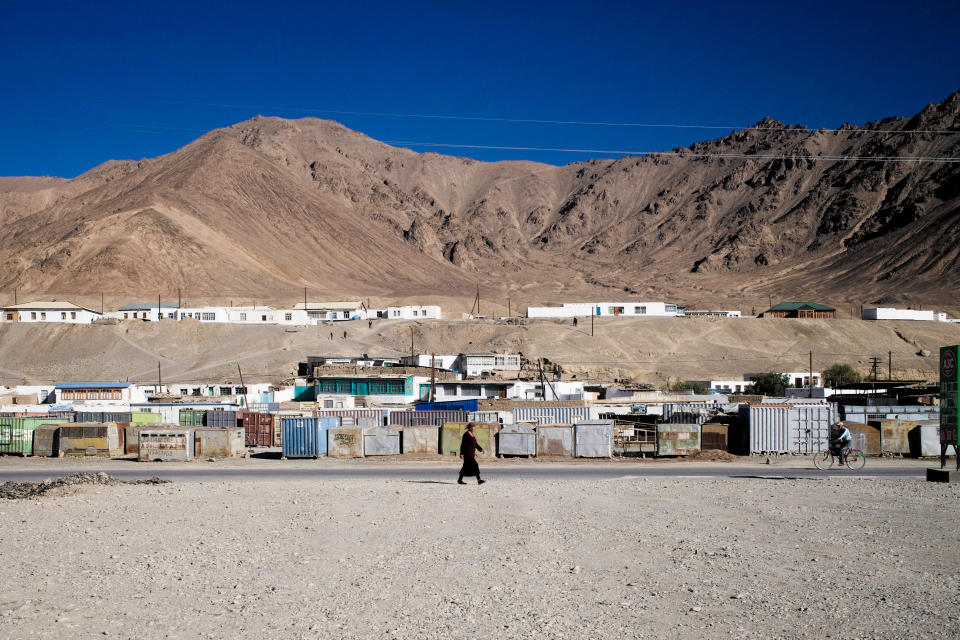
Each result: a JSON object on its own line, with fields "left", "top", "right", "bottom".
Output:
{"left": 399, "top": 354, "right": 459, "bottom": 370}
{"left": 684, "top": 310, "right": 741, "bottom": 318}
{"left": 454, "top": 354, "right": 522, "bottom": 377}
{"left": 52, "top": 382, "right": 138, "bottom": 406}
{"left": 365, "top": 306, "right": 441, "bottom": 320}
{"left": 862, "top": 308, "right": 936, "bottom": 321}
{"left": 293, "top": 301, "right": 363, "bottom": 322}
{"left": 1, "top": 301, "right": 102, "bottom": 324}
{"left": 526, "top": 302, "right": 683, "bottom": 318}
{"left": 431, "top": 379, "right": 585, "bottom": 401}
{"left": 711, "top": 371, "right": 822, "bottom": 393}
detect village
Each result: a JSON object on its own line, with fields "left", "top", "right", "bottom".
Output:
{"left": 0, "top": 294, "right": 955, "bottom": 464}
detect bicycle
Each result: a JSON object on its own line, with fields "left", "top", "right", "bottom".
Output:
{"left": 814, "top": 446, "right": 865, "bottom": 470}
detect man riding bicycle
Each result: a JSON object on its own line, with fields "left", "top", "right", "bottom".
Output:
{"left": 831, "top": 423, "right": 853, "bottom": 464}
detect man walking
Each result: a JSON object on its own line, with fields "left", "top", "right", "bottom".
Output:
{"left": 458, "top": 423, "right": 486, "bottom": 485}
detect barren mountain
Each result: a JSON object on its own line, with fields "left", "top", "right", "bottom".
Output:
{"left": 1, "top": 90, "right": 958, "bottom": 310}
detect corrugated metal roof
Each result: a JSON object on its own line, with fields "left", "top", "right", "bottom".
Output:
{"left": 768, "top": 301, "right": 835, "bottom": 312}
{"left": 118, "top": 303, "right": 180, "bottom": 310}
{"left": 4, "top": 300, "right": 94, "bottom": 311}
{"left": 55, "top": 382, "right": 132, "bottom": 389}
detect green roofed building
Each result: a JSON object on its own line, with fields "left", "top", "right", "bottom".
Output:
{"left": 761, "top": 302, "right": 836, "bottom": 319}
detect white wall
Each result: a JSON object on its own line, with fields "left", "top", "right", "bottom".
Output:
{"left": 366, "top": 306, "right": 441, "bottom": 320}
{"left": 2, "top": 307, "right": 102, "bottom": 324}
{"left": 400, "top": 354, "right": 459, "bottom": 369}
{"left": 862, "top": 308, "right": 936, "bottom": 321}
{"left": 526, "top": 302, "right": 681, "bottom": 318}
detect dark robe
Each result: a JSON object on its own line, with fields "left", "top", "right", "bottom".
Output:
{"left": 459, "top": 431, "right": 483, "bottom": 478}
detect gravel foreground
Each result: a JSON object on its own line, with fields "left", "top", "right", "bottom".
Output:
{"left": 0, "top": 472, "right": 958, "bottom": 639}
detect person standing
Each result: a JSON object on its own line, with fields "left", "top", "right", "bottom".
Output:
{"left": 458, "top": 423, "right": 486, "bottom": 485}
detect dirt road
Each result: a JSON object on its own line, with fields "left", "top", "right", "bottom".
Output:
{"left": 0, "top": 461, "right": 957, "bottom": 639}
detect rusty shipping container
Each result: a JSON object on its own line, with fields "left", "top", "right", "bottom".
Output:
{"left": 701, "top": 423, "right": 729, "bottom": 451}
{"left": 440, "top": 423, "right": 497, "bottom": 457}
{"left": 657, "top": 423, "right": 701, "bottom": 456}
{"left": 363, "top": 427, "right": 401, "bottom": 456}
{"left": 536, "top": 425, "right": 574, "bottom": 456}
{"left": 389, "top": 410, "right": 468, "bottom": 427}
{"left": 58, "top": 423, "right": 123, "bottom": 457}
{"left": 878, "top": 419, "right": 916, "bottom": 455}
{"left": 125, "top": 424, "right": 155, "bottom": 455}
{"left": 139, "top": 429, "right": 194, "bottom": 461}
{"left": 401, "top": 426, "right": 440, "bottom": 454}
{"left": 32, "top": 424, "right": 61, "bottom": 457}
{"left": 497, "top": 423, "right": 536, "bottom": 457}
{"left": 845, "top": 422, "right": 880, "bottom": 455}
{"left": 327, "top": 427, "right": 365, "bottom": 457}
{"left": 238, "top": 411, "right": 274, "bottom": 447}
{"left": 194, "top": 428, "right": 245, "bottom": 459}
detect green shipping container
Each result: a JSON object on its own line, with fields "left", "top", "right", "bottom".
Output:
{"left": 132, "top": 411, "right": 161, "bottom": 427}
{"left": 941, "top": 345, "right": 960, "bottom": 447}
{"left": 178, "top": 409, "right": 206, "bottom": 427}
{"left": 0, "top": 417, "right": 69, "bottom": 456}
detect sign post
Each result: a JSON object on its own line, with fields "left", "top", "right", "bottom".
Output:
{"left": 930, "top": 345, "right": 960, "bottom": 480}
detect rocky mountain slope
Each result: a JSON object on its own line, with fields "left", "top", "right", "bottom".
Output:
{"left": 1, "top": 91, "right": 958, "bottom": 309}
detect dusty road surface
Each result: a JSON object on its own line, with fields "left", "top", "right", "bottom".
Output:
{"left": 1, "top": 463, "right": 958, "bottom": 639}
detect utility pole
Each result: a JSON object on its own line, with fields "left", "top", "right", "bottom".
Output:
{"left": 157, "top": 361, "right": 163, "bottom": 393}
{"left": 158, "top": 293, "right": 161, "bottom": 321}
{"left": 13, "top": 287, "right": 16, "bottom": 305}
{"left": 429, "top": 354, "right": 436, "bottom": 402}
{"left": 237, "top": 363, "right": 246, "bottom": 408}
{"left": 477, "top": 283, "right": 480, "bottom": 316}
{"left": 100, "top": 292, "right": 104, "bottom": 315}
{"left": 591, "top": 310, "right": 594, "bottom": 337}
{"left": 508, "top": 298, "right": 511, "bottom": 317}
{"left": 869, "top": 356, "right": 881, "bottom": 382}
{"left": 304, "top": 287, "right": 307, "bottom": 311}
{"left": 888, "top": 351, "right": 893, "bottom": 381}
{"left": 809, "top": 350, "right": 813, "bottom": 398}
{"left": 537, "top": 359, "right": 546, "bottom": 401}
{"left": 410, "top": 326, "right": 415, "bottom": 358}
{"left": 177, "top": 288, "right": 181, "bottom": 308}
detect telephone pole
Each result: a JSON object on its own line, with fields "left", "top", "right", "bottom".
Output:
{"left": 869, "top": 356, "right": 881, "bottom": 382}
{"left": 591, "top": 310, "right": 594, "bottom": 337}
{"left": 410, "top": 326, "right": 415, "bottom": 358}
{"left": 809, "top": 350, "right": 813, "bottom": 398}
{"left": 888, "top": 351, "right": 893, "bottom": 381}
{"left": 157, "top": 361, "right": 163, "bottom": 393}
{"left": 100, "top": 292, "right": 104, "bottom": 315}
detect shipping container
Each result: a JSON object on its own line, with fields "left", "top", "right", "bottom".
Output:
{"left": 238, "top": 411, "right": 274, "bottom": 447}
{"left": 281, "top": 417, "right": 336, "bottom": 458}
{"left": 513, "top": 406, "right": 590, "bottom": 425}
{"left": 657, "top": 423, "right": 701, "bottom": 456}
{"left": 878, "top": 419, "right": 916, "bottom": 455}
{"left": 327, "top": 427, "right": 364, "bottom": 457}
{"left": 536, "top": 425, "right": 574, "bottom": 456}
{"left": 909, "top": 423, "right": 956, "bottom": 457}
{"left": 497, "top": 423, "right": 536, "bottom": 457}
{"left": 363, "top": 427, "right": 401, "bottom": 456}
{"left": 468, "top": 410, "right": 512, "bottom": 425}
{"left": 401, "top": 426, "right": 440, "bottom": 454}
{"left": 139, "top": 429, "right": 194, "bottom": 461}
{"left": 125, "top": 424, "right": 155, "bottom": 455}
{"left": 32, "top": 424, "right": 61, "bottom": 457}
{"left": 739, "top": 404, "right": 837, "bottom": 454}
{"left": 574, "top": 420, "right": 614, "bottom": 458}
{"left": 194, "top": 428, "right": 245, "bottom": 459}
{"left": 131, "top": 411, "right": 161, "bottom": 426}
{"left": 75, "top": 411, "right": 133, "bottom": 424}
{"left": 389, "top": 410, "right": 468, "bottom": 427}
{"left": 315, "top": 409, "right": 386, "bottom": 426}
{"left": 205, "top": 410, "right": 238, "bottom": 428}
{"left": 58, "top": 423, "right": 123, "bottom": 457}
{"left": 0, "top": 417, "right": 69, "bottom": 456}
{"left": 415, "top": 399, "right": 479, "bottom": 412}
{"left": 701, "top": 423, "right": 729, "bottom": 451}
{"left": 440, "top": 423, "right": 497, "bottom": 457}
{"left": 179, "top": 409, "right": 207, "bottom": 427}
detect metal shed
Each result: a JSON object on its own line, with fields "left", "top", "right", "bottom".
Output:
{"left": 513, "top": 406, "right": 590, "bottom": 425}
{"left": 440, "top": 423, "right": 497, "bottom": 457}
{"left": 363, "top": 427, "right": 401, "bottom": 456}
{"left": 536, "top": 425, "right": 574, "bottom": 456}
{"left": 139, "top": 429, "right": 194, "bottom": 461}
{"left": 281, "top": 417, "right": 335, "bottom": 458}
{"left": 327, "top": 427, "right": 365, "bottom": 458}
{"left": 194, "top": 428, "right": 245, "bottom": 459}
{"left": 497, "top": 424, "right": 536, "bottom": 457}
{"left": 401, "top": 426, "right": 440, "bottom": 454}
{"left": 574, "top": 420, "right": 614, "bottom": 457}
{"left": 657, "top": 423, "right": 701, "bottom": 456}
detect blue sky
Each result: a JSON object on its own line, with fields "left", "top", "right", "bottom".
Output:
{"left": 1, "top": 0, "right": 958, "bottom": 177}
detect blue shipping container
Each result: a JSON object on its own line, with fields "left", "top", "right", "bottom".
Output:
{"left": 281, "top": 417, "right": 339, "bottom": 458}
{"left": 415, "top": 399, "right": 479, "bottom": 412}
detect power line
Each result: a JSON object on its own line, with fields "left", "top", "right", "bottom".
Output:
{"left": 93, "top": 96, "right": 960, "bottom": 135}
{"left": 385, "top": 140, "right": 960, "bottom": 163}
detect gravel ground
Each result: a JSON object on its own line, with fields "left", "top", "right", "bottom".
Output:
{"left": 0, "top": 468, "right": 957, "bottom": 639}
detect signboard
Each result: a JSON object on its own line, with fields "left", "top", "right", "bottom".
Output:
{"left": 941, "top": 345, "right": 959, "bottom": 446}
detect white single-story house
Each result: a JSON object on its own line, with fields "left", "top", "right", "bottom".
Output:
{"left": 711, "top": 371, "right": 822, "bottom": 393}
{"left": 526, "top": 302, "right": 684, "bottom": 318}
{"left": 293, "top": 301, "right": 363, "bottom": 322}
{"left": 1, "top": 300, "right": 102, "bottom": 324}
{"left": 106, "top": 302, "right": 181, "bottom": 321}
{"left": 399, "top": 354, "right": 460, "bottom": 370}
{"left": 862, "top": 308, "right": 943, "bottom": 322}
{"left": 364, "top": 306, "right": 441, "bottom": 320}
{"left": 455, "top": 354, "right": 522, "bottom": 376}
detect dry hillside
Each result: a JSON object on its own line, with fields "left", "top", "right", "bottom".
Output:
{"left": 0, "top": 91, "right": 958, "bottom": 311}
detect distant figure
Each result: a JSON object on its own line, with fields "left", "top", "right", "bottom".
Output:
{"left": 368, "top": 319, "right": 373, "bottom": 329}
{"left": 573, "top": 317, "right": 578, "bottom": 327}
{"left": 458, "top": 423, "right": 485, "bottom": 485}
{"left": 329, "top": 332, "right": 333, "bottom": 340}
{"left": 343, "top": 330, "right": 348, "bottom": 339}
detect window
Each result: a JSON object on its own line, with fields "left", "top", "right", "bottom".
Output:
{"left": 201, "top": 312, "right": 215, "bottom": 321}
{"left": 342, "top": 311, "right": 349, "bottom": 319}
{"left": 665, "top": 305, "right": 677, "bottom": 313}
{"left": 61, "top": 312, "right": 67, "bottom": 319}
{"left": 219, "top": 387, "right": 232, "bottom": 396}
{"left": 191, "top": 388, "right": 201, "bottom": 396}
{"left": 40, "top": 312, "right": 46, "bottom": 320}
{"left": 31, "top": 312, "right": 37, "bottom": 319}
{"left": 261, "top": 315, "right": 267, "bottom": 322}
{"left": 635, "top": 306, "right": 644, "bottom": 314}
{"left": 239, "top": 313, "right": 247, "bottom": 321}
{"left": 71, "top": 312, "right": 77, "bottom": 319}
{"left": 285, "top": 313, "right": 292, "bottom": 321}
{"left": 167, "top": 313, "right": 175, "bottom": 319}
{"left": 180, "top": 389, "right": 187, "bottom": 396}
{"left": 308, "top": 311, "right": 321, "bottom": 319}
{"left": 4, "top": 313, "right": 11, "bottom": 320}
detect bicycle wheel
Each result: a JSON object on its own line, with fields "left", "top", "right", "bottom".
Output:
{"left": 813, "top": 450, "right": 833, "bottom": 470}
{"left": 844, "top": 449, "right": 866, "bottom": 470}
